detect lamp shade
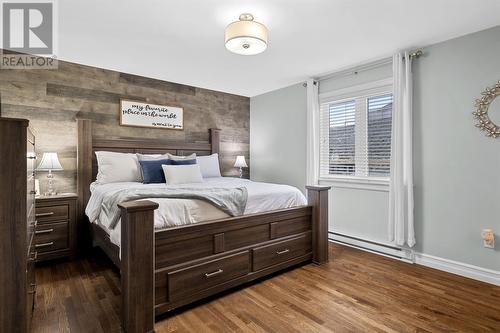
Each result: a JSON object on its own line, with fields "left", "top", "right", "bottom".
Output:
{"left": 37, "top": 152, "right": 63, "bottom": 171}
{"left": 225, "top": 13, "right": 268, "bottom": 55}
{"left": 234, "top": 155, "right": 248, "bottom": 168}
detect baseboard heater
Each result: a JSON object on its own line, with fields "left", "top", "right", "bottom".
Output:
{"left": 329, "top": 232, "right": 414, "bottom": 262}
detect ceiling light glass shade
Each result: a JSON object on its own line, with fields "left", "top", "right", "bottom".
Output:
{"left": 225, "top": 14, "right": 268, "bottom": 55}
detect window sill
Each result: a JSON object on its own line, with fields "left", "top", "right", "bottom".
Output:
{"left": 319, "top": 176, "right": 389, "bottom": 192}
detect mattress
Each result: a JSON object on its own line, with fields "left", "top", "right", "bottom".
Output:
{"left": 85, "top": 177, "right": 307, "bottom": 246}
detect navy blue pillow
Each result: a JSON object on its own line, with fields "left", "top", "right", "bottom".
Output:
{"left": 170, "top": 158, "right": 197, "bottom": 165}
{"left": 139, "top": 159, "right": 172, "bottom": 184}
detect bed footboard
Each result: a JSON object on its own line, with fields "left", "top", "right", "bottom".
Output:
{"left": 117, "top": 186, "right": 330, "bottom": 333}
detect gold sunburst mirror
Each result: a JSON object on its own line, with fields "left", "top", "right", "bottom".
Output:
{"left": 473, "top": 80, "right": 500, "bottom": 138}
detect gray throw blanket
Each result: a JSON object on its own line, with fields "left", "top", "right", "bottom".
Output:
{"left": 101, "top": 187, "right": 248, "bottom": 230}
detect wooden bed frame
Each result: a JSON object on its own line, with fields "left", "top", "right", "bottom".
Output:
{"left": 76, "top": 119, "right": 330, "bottom": 333}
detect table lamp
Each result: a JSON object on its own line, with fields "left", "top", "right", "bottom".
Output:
{"left": 37, "top": 152, "right": 63, "bottom": 195}
{"left": 234, "top": 155, "right": 248, "bottom": 178}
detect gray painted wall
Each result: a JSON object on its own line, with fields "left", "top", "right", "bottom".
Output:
{"left": 250, "top": 83, "right": 307, "bottom": 193}
{"left": 250, "top": 25, "right": 500, "bottom": 271}
{"left": 413, "top": 25, "right": 500, "bottom": 270}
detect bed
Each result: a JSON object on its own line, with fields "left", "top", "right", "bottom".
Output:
{"left": 76, "top": 119, "right": 330, "bottom": 333}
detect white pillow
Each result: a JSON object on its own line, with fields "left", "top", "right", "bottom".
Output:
{"left": 166, "top": 153, "right": 196, "bottom": 160}
{"left": 95, "top": 151, "right": 142, "bottom": 184}
{"left": 162, "top": 164, "right": 203, "bottom": 185}
{"left": 196, "top": 153, "right": 221, "bottom": 178}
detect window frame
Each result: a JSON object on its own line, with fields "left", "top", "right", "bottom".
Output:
{"left": 318, "top": 78, "right": 392, "bottom": 190}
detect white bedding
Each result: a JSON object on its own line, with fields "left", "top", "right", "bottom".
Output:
{"left": 85, "top": 177, "right": 307, "bottom": 246}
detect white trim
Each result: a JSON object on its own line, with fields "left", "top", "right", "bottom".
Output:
{"left": 330, "top": 233, "right": 413, "bottom": 262}
{"left": 320, "top": 176, "right": 389, "bottom": 192}
{"left": 319, "top": 78, "right": 392, "bottom": 101}
{"left": 414, "top": 253, "right": 500, "bottom": 286}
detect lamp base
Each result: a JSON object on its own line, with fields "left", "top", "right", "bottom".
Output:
{"left": 46, "top": 170, "right": 57, "bottom": 196}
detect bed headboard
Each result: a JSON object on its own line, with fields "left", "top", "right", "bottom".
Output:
{"left": 76, "top": 118, "right": 220, "bottom": 221}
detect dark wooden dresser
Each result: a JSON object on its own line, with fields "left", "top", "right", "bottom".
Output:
{"left": 0, "top": 117, "right": 36, "bottom": 333}
{"left": 35, "top": 194, "right": 77, "bottom": 262}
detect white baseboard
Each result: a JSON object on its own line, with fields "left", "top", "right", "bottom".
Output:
{"left": 330, "top": 232, "right": 500, "bottom": 286}
{"left": 414, "top": 253, "right": 500, "bottom": 286}
{"left": 330, "top": 233, "right": 414, "bottom": 262}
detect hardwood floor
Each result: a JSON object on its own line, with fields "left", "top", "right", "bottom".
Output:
{"left": 32, "top": 243, "right": 500, "bottom": 333}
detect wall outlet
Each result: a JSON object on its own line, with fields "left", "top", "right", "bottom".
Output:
{"left": 481, "top": 229, "right": 495, "bottom": 249}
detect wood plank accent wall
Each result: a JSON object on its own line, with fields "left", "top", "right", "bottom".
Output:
{"left": 0, "top": 59, "right": 250, "bottom": 193}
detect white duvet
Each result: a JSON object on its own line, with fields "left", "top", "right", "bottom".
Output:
{"left": 85, "top": 177, "right": 307, "bottom": 246}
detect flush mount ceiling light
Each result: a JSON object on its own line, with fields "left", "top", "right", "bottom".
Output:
{"left": 225, "top": 13, "right": 268, "bottom": 55}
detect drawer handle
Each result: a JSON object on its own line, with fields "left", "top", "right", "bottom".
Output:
{"left": 204, "top": 269, "right": 224, "bottom": 278}
{"left": 35, "top": 212, "right": 54, "bottom": 217}
{"left": 29, "top": 251, "right": 38, "bottom": 261}
{"left": 28, "top": 156, "right": 36, "bottom": 160}
{"left": 35, "top": 242, "right": 54, "bottom": 248}
{"left": 30, "top": 190, "right": 36, "bottom": 195}
{"left": 28, "top": 283, "right": 36, "bottom": 294}
{"left": 276, "top": 249, "right": 290, "bottom": 255}
{"left": 35, "top": 228, "right": 53, "bottom": 235}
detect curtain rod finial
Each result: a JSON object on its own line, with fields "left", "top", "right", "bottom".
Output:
{"left": 409, "top": 49, "right": 423, "bottom": 59}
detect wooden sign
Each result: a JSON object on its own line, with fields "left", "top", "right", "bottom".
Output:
{"left": 120, "top": 99, "right": 184, "bottom": 130}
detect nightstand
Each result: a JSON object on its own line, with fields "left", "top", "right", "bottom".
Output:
{"left": 34, "top": 193, "right": 77, "bottom": 262}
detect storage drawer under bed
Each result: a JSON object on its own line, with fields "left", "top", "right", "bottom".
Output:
{"left": 252, "top": 232, "right": 312, "bottom": 271}
{"left": 167, "top": 251, "right": 249, "bottom": 302}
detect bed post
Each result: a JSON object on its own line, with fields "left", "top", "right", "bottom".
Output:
{"left": 118, "top": 200, "right": 159, "bottom": 333}
{"left": 306, "top": 185, "right": 331, "bottom": 264}
{"left": 77, "top": 119, "right": 92, "bottom": 214}
{"left": 77, "top": 118, "right": 93, "bottom": 250}
{"left": 209, "top": 128, "right": 221, "bottom": 155}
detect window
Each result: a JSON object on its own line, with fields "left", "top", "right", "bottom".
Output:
{"left": 320, "top": 84, "right": 392, "bottom": 180}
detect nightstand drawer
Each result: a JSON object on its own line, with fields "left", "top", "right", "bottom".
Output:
{"left": 35, "top": 204, "right": 69, "bottom": 224}
{"left": 34, "top": 222, "right": 68, "bottom": 253}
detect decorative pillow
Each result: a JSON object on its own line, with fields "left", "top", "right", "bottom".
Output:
{"left": 95, "top": 151, "right": 142, "bottom": 184}
{"left": 170, "top": 158, "right": 197, "bottom": 165}
{"left": 196, "top": 153, "right": 221, "bottom": 178}
{"left": 139, "top": 159, "right": 172, "bottom": 184}
{"left": 136, "top": 153, "right": 170, "bottom": 161}
{"left": 166, "top": 153, "right": 196, "bottom": 160}
{"left": 162, "top": 164, "right": 203, "bottom": 185}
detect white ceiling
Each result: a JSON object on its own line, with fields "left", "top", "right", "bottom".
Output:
{"left": 59, "top": 0, "right": 500, "bottom": 97}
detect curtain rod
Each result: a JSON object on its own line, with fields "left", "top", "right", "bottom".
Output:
{"left": 315, "top": 57, "right": 392, "bottom": 82}
{"left": 302, "top": 49, "right": 424, "bottom": 87}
